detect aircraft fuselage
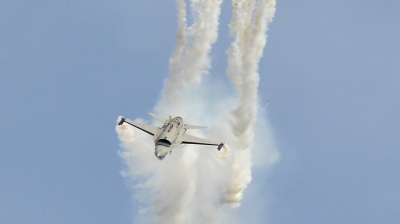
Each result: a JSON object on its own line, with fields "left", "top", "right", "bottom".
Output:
{"left": 154, "top": 117, "right": 185, "bottom": 160}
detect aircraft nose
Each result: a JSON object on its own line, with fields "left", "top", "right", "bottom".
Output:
{"left": 155, "top": 145, "right": 168, "bottom": 160}
{"left": 156, "top": 154, "right": 166, "bottom": 160}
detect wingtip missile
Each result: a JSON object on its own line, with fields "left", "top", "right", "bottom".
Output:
{"left": 117, "top": 116, "right": 125, "bottom": 125}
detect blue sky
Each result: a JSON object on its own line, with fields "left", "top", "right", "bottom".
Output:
{"left": 1, "top": 1, "right": 399, "bottom": 223}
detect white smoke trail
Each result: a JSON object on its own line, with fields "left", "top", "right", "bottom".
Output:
{"left": 222, "top": 0, "right": 276, "bottom": 205}
{"left": 117, "top": 0, "right": 278, "bottom": 223}
{"left": 162, "top": 0, "right": 223, "bottom": 106}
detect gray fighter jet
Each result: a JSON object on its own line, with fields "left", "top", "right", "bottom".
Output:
{"left": 117, "top": 113, "right": 224, "bottom": 160}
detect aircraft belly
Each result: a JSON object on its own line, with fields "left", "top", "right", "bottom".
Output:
{"left": 157, "top": 128, "right": 179, "bottom": 144}
{"left": 153, "top": 128, "right": 163, "bottom": 141}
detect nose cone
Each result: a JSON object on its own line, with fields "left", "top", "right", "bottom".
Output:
{"left": 155, "top": 145, "right": 169, "bottom": 160}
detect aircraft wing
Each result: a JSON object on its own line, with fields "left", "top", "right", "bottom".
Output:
{"left": 180, "top": 133, "right": 220, "bottom": 146}
{"left": 118, "top": 116, "right": 159, "bottom": 136}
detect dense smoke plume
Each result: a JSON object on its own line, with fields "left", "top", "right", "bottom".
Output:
{"left": 116, "top": 0, "right": 279, "bottom": 223}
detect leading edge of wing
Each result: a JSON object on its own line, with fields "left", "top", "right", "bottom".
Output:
{"left": 118, "top": 116, "right": 159, "bottom": 136}
{"left": 180, "top": 133, "right": 219, "bottom": 146}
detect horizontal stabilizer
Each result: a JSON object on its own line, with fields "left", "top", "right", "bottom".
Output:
{"left": 149, "top": 113, "right": 168, "bottom": 124}
{"left": 186, "top": 124, "right": 207, "bottom": 129}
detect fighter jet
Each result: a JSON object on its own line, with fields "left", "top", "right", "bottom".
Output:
{"left": 117, "top": 113, "right": 224, "bottom": 160}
